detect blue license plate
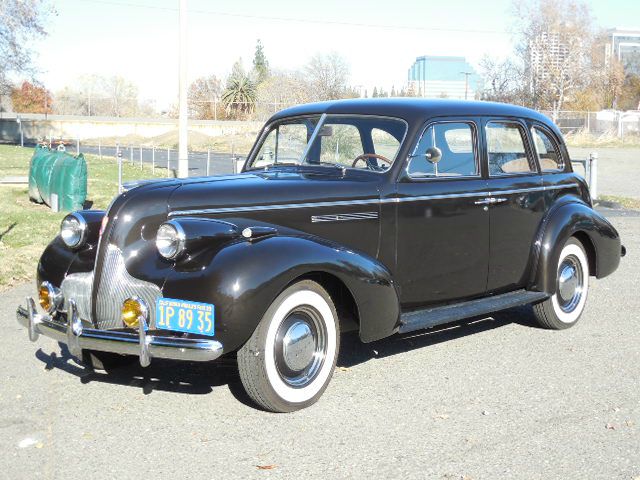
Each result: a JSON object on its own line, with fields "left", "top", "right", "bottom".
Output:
{"left": 155, "top": 298, "right": 215, "bottom": 336}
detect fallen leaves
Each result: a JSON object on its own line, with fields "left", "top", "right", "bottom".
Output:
{"left": 256, "top": 465, "right": 277, "bottom": 470}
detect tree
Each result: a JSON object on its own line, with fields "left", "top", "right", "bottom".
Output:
{"left": 478, "top": 55, "right": 527, "bottom": 104}
{"left": 618, "top": 74, "right": 640, "bottom": 110}
{"left": 255, "top": 70, "right": 312, "bottom": 118}
{"left": 188, "top": 75, "right": 222, "bottom": 120}
{"left": 390, "top": 85, "right": 396, "bottom": 97}
{"left": 53, "top": 75, "right": 146, "bottom": 117}
{"left": 0, "top": 0, "right": 53, "bottom": 94}
{"left": 11, "top": 81, "right": 52, "bottom": 113}
{"left": 222, "top": 74, "right": 257, "bottom": 119}
{"left": 252, "top": 39, "right": 269, "bottom": 84}
{"left": 304, "top": 52, "right": 350, "bottom": 101}
{"left": 372, "top": 87, "right": 378, "bottom": 98}
{"left": 512, "top": 0, "right": 594, "bottom": 117}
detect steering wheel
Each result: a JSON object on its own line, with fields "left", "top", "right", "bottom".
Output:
{"left": 351, "top": 153, "right": 392, "bottom": 171}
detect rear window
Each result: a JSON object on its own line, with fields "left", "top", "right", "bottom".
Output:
{"left": 532, "top": 127, "right": 563, "bottom": 171}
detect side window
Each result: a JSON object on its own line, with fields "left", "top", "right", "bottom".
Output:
{"left": 486, "top": 122, "right": 535, "bottom": 175}
{"left": 254, "top": 119, "right": 317, "bottom": 167}
{"left": 532, "top": 127, "right": 563, "bottom": 171}
{"left": 371, "top": 128, "right": 400, "bottom": 160}
{"left": 408, "top": 122, "right": 477, "bottom": 177}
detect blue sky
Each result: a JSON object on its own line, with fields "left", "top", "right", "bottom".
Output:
{"left": 32, "top": 0, "right": 640, "bottom": 108}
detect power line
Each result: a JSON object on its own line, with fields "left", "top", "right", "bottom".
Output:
{"left": 82, "top": 0, "right": 509, "bottom": 35}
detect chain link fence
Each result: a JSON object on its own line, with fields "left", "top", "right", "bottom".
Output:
{"left": 540, "top": 110, "right": 640, "bottom": 138}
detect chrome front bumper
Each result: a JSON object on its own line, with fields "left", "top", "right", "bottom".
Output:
{"left": 16, "top": 297, "right": 224, "bottom": 367}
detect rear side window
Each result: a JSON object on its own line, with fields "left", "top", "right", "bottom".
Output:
{"left": 486, "top": 122, "right": 534, "bottom": 175}
{"left": 532, "top": 127, "right": 563, "bottom": 171}
{"left": 408, "top": 122, "right": 477, "bottom": 177}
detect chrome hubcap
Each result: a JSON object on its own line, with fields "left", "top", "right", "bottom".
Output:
{"left": 557, "top": 255, "right": 583, "bottom": 313}
{"left": 274, "top": 307, "right": 327, "bottom": 388}
{"left": 282, "top": 321, "right": 315, "bottom": 372}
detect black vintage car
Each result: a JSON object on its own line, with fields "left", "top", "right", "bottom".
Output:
{"left": 17, "top": 99, "right": 624, "bottom": 412}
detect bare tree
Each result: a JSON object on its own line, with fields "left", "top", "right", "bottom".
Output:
{"left": 53, "top": 75, "right": 147, "bottom": 117}
{"left": 0, "top": 0, "right": 53, "bottom": 95}
{"left": 304, "top": 52, "right": 351, "bottom": 101}
{"left": 478, "top": 56, "right": 528, "bottom": 104}
{"left": 188, "top": 75, "right": 222, "bottom": 119}
{"left": 512, "top": 0, "right": 594, "bottom": 118}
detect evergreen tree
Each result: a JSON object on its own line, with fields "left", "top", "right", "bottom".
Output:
{"left": 390, "top": 85, "right": 396, "bottom": 97}
{"left": 252, "top": 39, "right": 269, "bottom": 84}
{"left": 372, "top": 87, "right": 378, "bottom": 98}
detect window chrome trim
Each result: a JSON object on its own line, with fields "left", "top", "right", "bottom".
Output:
{"left": 168, "top": 184, "right": 576, "bottom": 217}
{"left": 407, "top": 120, "right": 481, "bottom": 180}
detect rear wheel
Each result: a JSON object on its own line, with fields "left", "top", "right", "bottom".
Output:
{"left": 237, "top": 280, "right": 340, "bottom": 412}
{"left": 533, "top": 237, "right": 590, "bottom": 329}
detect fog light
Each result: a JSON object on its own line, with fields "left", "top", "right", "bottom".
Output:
{"left": 38, "top": 281, "right": 61, "bottom": 314}
{"left": 121, "top": 297, "right": 148, "bottom": 328}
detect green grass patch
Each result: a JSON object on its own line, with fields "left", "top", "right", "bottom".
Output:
{"left": 0, "top": 145, "right": 168, "bottom": 291}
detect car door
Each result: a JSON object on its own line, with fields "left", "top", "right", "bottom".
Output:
{"left": 483, "top": 118, "right": 546, "bottom": 292}
{"left": 395, "top": 119, "right": 490, "bottom": 308}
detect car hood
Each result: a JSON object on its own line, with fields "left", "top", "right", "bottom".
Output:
{"left": 167, "top": 168, "right": 382, "bottom": 215}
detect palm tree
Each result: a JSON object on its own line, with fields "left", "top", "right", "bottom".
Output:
{"left": 222, "top": 75, "right": 257, "bottom": 118}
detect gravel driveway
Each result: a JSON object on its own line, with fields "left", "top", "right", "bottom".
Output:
{"left": 1, "top": 209, "right": 638, "bottom": 480}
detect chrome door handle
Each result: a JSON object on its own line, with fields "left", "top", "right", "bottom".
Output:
{"left": 474, "top": 197, "right": 508, "bottom": 206}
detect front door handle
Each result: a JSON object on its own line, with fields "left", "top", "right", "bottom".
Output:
{"left": 474, "top": 197, "right": 508, "bottom": 206}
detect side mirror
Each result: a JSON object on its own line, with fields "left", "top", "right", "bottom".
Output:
{"left": 425, "top": 147, "right": 442, "bottom": 164}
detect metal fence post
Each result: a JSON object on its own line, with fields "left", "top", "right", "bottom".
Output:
{"left": 129, "top": 145, "right": 133, "bottom": 164}
{"left": 207, "top": 148, "right": 210, "bottom": 176}
{"left": 589, "top": 152, "right": 598, "bottom": 201}
{"left": 152, "top": 146, "right": 155, "bottom": 174}
{"left": 98, "top": 139, "right": 102, "bottom": 160}
{"left": 167, "top": 147, "right": 171, "bottom": 178}
{"left": 140, "top": 145, "right": 143, "bottom": 170}
{"left": 117, "top": 145, "right": 123, "bottom": 194}
{"left": 76, "top": 137, "right": 80, "bottom": 155}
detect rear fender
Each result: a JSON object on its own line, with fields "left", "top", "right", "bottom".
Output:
{"left": 529, "top": 200, "right": 621, "bottom": 294}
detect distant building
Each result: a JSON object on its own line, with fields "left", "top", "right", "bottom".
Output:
{"left": 606, "top": 28, "right": 640, "bottom": 75}
{"left": 528, "top": 31, "right": 569, "bottom": 83}
{"left": 407, "top": 56, "right": 479, "bottom": 100}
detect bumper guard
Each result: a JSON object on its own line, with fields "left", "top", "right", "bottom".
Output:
{"left": 16, "top": 297, "right": 224, "bottom": 367}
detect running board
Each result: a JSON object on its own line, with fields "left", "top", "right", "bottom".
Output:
{"left": 399, "top": 289, "right": 549, "bottom": 334}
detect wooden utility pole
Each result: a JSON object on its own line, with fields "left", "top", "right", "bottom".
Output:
{"left": 178, "top": 0, "right": 189, "bottom": 178}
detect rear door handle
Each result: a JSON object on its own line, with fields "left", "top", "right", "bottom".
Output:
{"left": 492, "top": 197, "right": 508, "bottom": 203}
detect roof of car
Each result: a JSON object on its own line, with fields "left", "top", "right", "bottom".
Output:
{"left": 269, "top": 98, "right": 553, "bottom": 127}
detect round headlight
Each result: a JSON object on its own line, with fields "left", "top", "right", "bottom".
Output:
{"left": 60, "top": 213, "right": 87, "bottom": 248}
{"left": 156, "top": 222, "right": 185, "bottom": 259}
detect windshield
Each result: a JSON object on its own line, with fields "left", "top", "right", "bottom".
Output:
{"left": 248, "top": 114, "right": 407, "bottom": 173}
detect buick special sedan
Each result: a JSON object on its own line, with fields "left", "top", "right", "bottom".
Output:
{"left": 17, "top": 99, "right": 624, "bottom": 412}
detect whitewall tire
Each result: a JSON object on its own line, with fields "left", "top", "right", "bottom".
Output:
{"left": 238, "top": 280, "right": 340, "bottom": 412}
{"left": 533, "top": 237, "right": 590, "bottom": 329}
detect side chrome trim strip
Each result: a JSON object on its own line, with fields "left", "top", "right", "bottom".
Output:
{"left": 311, "top": 212, "right": 379, "bottom": 223}
{"left": 168, "top": 184, "right": 577, "bottom": 217}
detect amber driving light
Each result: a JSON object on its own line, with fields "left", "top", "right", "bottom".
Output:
{"left": 121, "top": 297, "right": 148, "bottom": 328}
{"left": 38, "top": 281, "right": 61, "bottom": 314}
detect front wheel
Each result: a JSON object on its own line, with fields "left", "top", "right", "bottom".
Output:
{"left": 533, "top": 237, "right": 590, "bottom": 329}
{"left": 237, "top": 280, "right": 340, "bottom": 412}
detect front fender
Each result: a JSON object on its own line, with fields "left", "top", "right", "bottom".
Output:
{"left": 529, "top": 200, "right": 621, "bottom": 294}
{"left": 161, "top": 235, "right": 400, "bottom": 352}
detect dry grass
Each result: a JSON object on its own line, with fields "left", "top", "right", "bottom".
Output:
{"left": 0, "top": 145, "right": 167, "bottom": 291}
{"left": 564, "top": 130, "right": 640, "bottom": 148}
{"left": 599, "top": 195, "right": 640, "bottom": 211}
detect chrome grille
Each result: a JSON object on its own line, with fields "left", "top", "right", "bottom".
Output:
{"left": 95, "top": 244, "right": 162, "bottom": 329}
{"left": 60, "top": 272, "right": 93, "bottom": 322}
